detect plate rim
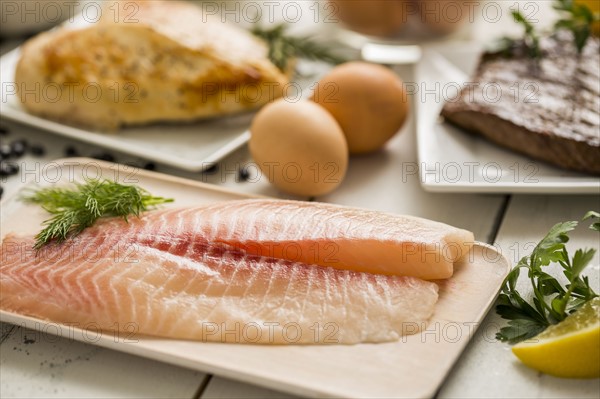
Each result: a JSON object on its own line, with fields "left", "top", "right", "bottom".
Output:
{"left": 416, "top": 48, "right": 600, "bottom": 194}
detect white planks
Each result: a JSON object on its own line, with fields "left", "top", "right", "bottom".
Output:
{"left": 202, "top": 377, "right": 297, "bottom": 399}
{"left": 0, "top": 326, "right": 206, "bottom": 399}
{"left": 438, "top": 195, "right": 600, "bottom": 399}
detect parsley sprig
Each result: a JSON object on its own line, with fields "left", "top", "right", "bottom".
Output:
{"left": 510, "top": 10, "right": 542, "bottom": 58}
{"left": 554, "top": 0, "right": 599, "bottom": 53}
{"left": 251, "top": 24, "right": 345, "bottom": 71}
{"left": 496, "top": 211, "right": 599, "bottom": 344}
{"left": 22, "top": 179, "right": 173, "bottom": 249}
{"left": 499, "top": 0, "right": 599, "bottom": 58}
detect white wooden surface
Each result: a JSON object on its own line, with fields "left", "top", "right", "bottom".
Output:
{"left": 439, "top": 196, "right": 600, "bottom": 399}
{"left": 0, "top": 327, "right": 207, "bottom": 399}
{"left": 2, "top": 1, "right": 599, "bottom": 398}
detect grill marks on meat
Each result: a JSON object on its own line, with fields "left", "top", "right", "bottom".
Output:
{"left": 442, "top": 33, "right": 600, "bottom": 175}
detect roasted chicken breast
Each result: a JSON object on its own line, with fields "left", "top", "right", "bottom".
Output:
{"left": 15, "top": 0, "right": 289, "bottom": 130}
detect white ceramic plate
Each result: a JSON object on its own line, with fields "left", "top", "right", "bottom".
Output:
{"left": 416, "top": 45, "right": 600, "bottom": 194}
{"left": 0, "top": 47, "right": 256, "bottom": 172}
{"left": 0, "top": 159, "right": 511, "bottom": 399}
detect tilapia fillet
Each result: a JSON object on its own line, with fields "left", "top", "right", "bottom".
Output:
{"left": 1, "top": 236, "right": 438, "bottom": 345}
{"left": 0, "top": 199, "right": 470, "bottom": 344}
{"left": 146, "top": 199, "right": 474, "bottom": 280}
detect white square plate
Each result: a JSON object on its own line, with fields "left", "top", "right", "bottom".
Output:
{"left": 416, "top": 45, "right": 599, "bottom": 194}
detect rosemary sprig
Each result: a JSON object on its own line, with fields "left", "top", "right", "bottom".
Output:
{"left": 496, "top": 211, "right": 599, "bottom": 344}
{"left": 251, "top": 24, "right": 345, "bottom": 71}
{"left": 22, "top": 179, "right": 173, "bottom": 249}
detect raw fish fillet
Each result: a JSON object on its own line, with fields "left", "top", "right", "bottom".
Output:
{"left": 148, "top": 199, "right": 474, "bottom": 280}
{"left": 1, "top": 230, "right": 438, "bottom": 344}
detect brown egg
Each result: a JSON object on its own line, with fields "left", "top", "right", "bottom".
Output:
{"left": 330, "top": 0, "right": 411, "bottom": 37}
{"left": 250, "top": 99, "right": 348, "bottom": 197}
{"left": 312, "top": 62, "right": 409, "bottom": 155}
{"left": 417, "top": 0, "right": 471, "bottom": 34}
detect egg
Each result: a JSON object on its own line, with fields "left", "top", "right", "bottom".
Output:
{"left": 330, "top": 0, "right": 410, "bottom": 38}
{"left": 249, "top": 99, "right": 348, "bottom": 197}
{"left": 312, "top": 62, "right": 409, "bottom": 154}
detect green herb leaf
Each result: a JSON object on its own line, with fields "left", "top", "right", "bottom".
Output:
{"left": 496, "top": 318, "right": 548, "bottom": 344}
{"left": 553, "top": 0, "right": 599, "bottom": 53}
{"left": 22, "top": 179, "right": 174, "bottom": 249}
{"left": 583, "top": 211, "right": 600, "bottom": 231}
{"left": 510, "top": 10, "right": 541, "bottom": 58}
{"left": 500, "top": 1, "right": 599, "bottom": 58}
{"left": 571, "top": 248, "right": 596, "bottom": 279}
{"left": 251, "top": 24, "right": 346, "bottom": 71}
{"left": 531, "top": 221, "right": 576, "bottom": 267}
{"left": 496, "top": 211, "right": 599, "bottom": 344}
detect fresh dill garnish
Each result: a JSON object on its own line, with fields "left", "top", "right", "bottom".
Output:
{"left": 496, "top": 211, "right": 599, "bottom": 344}
{"left": 251, "top": 24, "right": 346, "bottom": 71}
{"left": 22, "top": 179, "right": 174, "bottom": 249}
{"left": 554, "top": 0, "right": 599, "bottom": 53}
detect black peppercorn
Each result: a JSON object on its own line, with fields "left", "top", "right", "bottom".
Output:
{"left": 92, "top": 153, "right": 115, "bottom": 162}
{"left": 0, "top": 144, "right": 12, "bottom": 158}
{"left": 11, "top": 140, "right": 27, "bottom": 157}
{"left": 238, "top": 166, "right": 250, "bottom": 182}
{"left": 30, "top": 144, "right": 46, "bottom": 156}
{"left": 0, "top": 162, "right": 19, "bottom": 177}
{"left": 64, "top": 146, "right": 79, "bottom": 157}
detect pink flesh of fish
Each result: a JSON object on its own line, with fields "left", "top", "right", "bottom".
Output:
{"left": 0, "top": 199, "right": 465, "bottom": 344}
{"left": 1, "top": 234, "right": 438, "bottom": 344}
{"left": 154, "top": 199, "right": 474, "bottom": 280}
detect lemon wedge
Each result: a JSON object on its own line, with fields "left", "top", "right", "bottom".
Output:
{"left": 512, "top": 297, "right": 600, "bottom": 378}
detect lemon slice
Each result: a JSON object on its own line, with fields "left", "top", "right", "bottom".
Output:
{"left": 512, "top": 297, "right": 600, "bottom": 379}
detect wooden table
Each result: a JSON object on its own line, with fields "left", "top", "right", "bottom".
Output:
{"left": 1, "top": 2, "right": 599, "bottom": 398}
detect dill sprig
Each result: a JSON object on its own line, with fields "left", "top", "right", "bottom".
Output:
{"left": 22, "top": 179, "right": 174, "bottom": 249}
{"left": 496, "top": 211, "right": 599, "bottom": 344}
{"left": 251, "top": 24, "right": 346, "bottom": 71}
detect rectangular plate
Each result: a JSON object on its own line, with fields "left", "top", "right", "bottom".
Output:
{"left": 0, "top": 47, "right": 252, "bottom": 172}
{"left": 0, "top": 159, "right": 511, "bottom": 398}
{"left": 416, "top": 46, "right": 600, "bottom": 194}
